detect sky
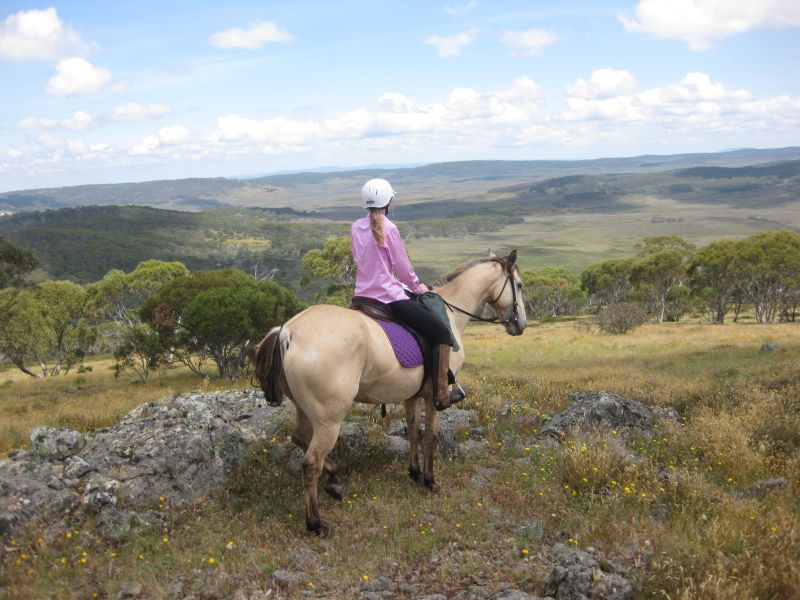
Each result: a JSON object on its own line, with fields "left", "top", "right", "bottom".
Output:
{"left": 1, "top": 0, "right": 799, "bottom": 192}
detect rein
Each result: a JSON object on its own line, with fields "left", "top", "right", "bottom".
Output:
{"left": 439, "top": 269, "right": 520, "bottom": 326}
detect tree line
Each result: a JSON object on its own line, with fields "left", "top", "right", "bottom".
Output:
{"left": 2, "top": 229, "right": 798, "bottom": 380}
{"left": 0, "top": 239, "right": 304, "bottom": 381}
{"left": 529, "top": 232, "right": 800, "bottom": 331}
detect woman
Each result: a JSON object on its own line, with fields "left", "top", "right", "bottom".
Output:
{"left": 350, "top": 178, "right": 464, "bottom": 411}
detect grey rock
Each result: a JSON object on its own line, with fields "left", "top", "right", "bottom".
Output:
{"left": 760, "top": 342, "right": 780, "bottom": 353}
{"left": 471, "top": 468, "right": 499, "bottom": 490}
{"left": 29, "top": 427, "right": 85, "bottom": 460}
{"left": 380, "top": 435, "right": 410, "bottom": 457}
{"left": 362, "top": 574, "right": 397, "bottom": 593}
{"left": 516, "top": 519, "right": 545, "bottom": 540}
{"left": 83, "top": 476, "right": 119, "bottom": 510}
{"left": 416, "top": 595, "right": 448, "bottom": 600}
{"left": 543, "top": 543, "right": 634, "bottom": 600}
{"left": 338, "top": 422, "right": 370, "bottom": 454}
{"left": 489, "top": 591, "right": 546, "bottom": 600}
{"left": 96, "top": 505, "right": 132, "bottom": 541}
{"left": 736, "top": 477, "right": 787, "bottom": 499}
{"left": 271, "top": 569, "right": 311, "bottom": 591}
{"left": 453, "top": 586, "right": 491, "bottom": 600}
{"left": 287, "top": 447, "right": 304, "bottom": 477}
{"left": 387, "top": 419, "right": 407, "bottom": 437}
{"left": 64, "top": 456, "right": 94, "bottom": 479}
{"left": 117, "top": 581, "right": 143, "bottom": 598}
{"left": 541, "top": 391, "right": 670, "bottom": 439}
{"left": 64, "top": 386, "right": 78, "bottom": 394}
{"left": 461, "top": 439, "right": 490, "bottom": 454}
{"left": 291, "top": 546, "right": 323, "bottom": 570}
{"left": 0, "top": 390, "right": 288, "bottom": 542}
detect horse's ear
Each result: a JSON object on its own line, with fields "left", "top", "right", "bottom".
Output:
{"left": 488, "top": 248, "right": 497, "bottom": 258}
{"left": 506, "top": 249, "right": 518, "bottom": 274}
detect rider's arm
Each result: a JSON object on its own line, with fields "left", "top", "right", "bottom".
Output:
{"left": 384, "top": 222, "right": 424, "bottom": 294}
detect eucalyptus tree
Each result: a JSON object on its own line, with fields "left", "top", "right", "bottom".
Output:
{"left": 734, "top": 231, "right": 800, "bottom": 323}
{"left": 688, "top": 239, "right": 741, "bottom": 324}
{"left": 142, "top": 269, "right": 304, "bottom": 379}
{"left": 580, "top": 258, "right": 637, "bottom": 307}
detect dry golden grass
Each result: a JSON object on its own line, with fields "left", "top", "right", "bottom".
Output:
{"left": 1, "top": 319, "right": 798, "bottom": 599}
{"left": 0, "top": 358, "right": 234, "bottom": 454}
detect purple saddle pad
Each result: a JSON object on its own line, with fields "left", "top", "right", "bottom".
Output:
{"left": 376, "top": 320, "right": 424, "bottom": 368}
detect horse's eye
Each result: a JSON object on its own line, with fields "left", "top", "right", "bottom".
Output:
{"left": 516, "top": 281, "right": 523, "bottom": 290}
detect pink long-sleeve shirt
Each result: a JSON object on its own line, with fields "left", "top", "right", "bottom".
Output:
{"left": 350, "top": 215, "right": 423, "bottom": 303}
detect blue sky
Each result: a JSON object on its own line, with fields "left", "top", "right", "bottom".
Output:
{"left": 1, "top": 0, "right": 799, "bottom": 191}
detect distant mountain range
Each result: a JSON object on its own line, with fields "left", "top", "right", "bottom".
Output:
{"left": 2, "top": 146, "right": 799, "bottom": 214}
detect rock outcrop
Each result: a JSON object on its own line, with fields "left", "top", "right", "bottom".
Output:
{"left": 1, "top": 390, "right": 290, "bottom": 542}
{"left": 0, "top": 390, "right": 482, "bottom": 543}
{"left": 540, "top": 391, "right": 679, "bottom": 439}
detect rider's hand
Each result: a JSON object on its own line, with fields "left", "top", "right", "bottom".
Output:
{"left": 418, "top": 283, "right": 430, "bottom": 294}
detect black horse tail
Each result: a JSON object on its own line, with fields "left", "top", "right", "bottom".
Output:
{"left": 252, "top": 326, "right": 287, "bottom": 407}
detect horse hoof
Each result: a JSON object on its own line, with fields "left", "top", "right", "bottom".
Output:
{"left": 408, "top": 467, "right": 422, "bottom": 482}
{"left": 424, "top": 478, "right": 439, "bottom": 493}
{"left": 325, "top": 484, "right": 343, "bottom": 501}
{"left": 307, "top": 520, "right": 333, "bottom": 538}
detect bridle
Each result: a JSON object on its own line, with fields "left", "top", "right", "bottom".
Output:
{"left": 439, "top": 262, "right": 521, "bottom": 327}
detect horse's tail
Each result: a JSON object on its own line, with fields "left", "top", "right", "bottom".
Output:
{"left": 252, "top": 325, "right": 289, "bottom": 407}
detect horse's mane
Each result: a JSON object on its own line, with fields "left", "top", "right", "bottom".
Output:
{"left": 436, "top": 256, "right": 505, "bottom": 286}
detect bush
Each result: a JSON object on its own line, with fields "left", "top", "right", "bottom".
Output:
{"left": 595, "top": 302, "right": 648, "bottom": 334}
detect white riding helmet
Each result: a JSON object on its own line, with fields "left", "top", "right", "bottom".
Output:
{"left": 360, "top": 178, "right": 395, "bottom": 209}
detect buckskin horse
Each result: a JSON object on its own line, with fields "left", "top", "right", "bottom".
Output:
{"left": 253, "top": 250, "right": 527, "bottom": 536}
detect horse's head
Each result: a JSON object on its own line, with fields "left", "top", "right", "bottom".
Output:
{"left": 487, "top": 249, "right": 527, "bottom": 336}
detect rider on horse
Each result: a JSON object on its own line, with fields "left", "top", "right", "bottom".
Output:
{"left": 350, "top": 178, "right": 465, "bottom": 410}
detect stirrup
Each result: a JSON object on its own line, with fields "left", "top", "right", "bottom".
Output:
{"left": 449, "top": 382, "right": 466, "bottom": 404}
{"left": 434, "top": 383, "right": 466, "bottom": 411}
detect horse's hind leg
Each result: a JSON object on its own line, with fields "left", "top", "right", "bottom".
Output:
{"left": 292, "top": 406, "right": 342, "bottom": 500}
{"left": 302, "top": 423, "right": 341, "bottom": 537}
{"left": 422, "top": 399, "right": 441, "bottom": 492}
{"left": 405, "top": 397, "right": 422, "bottom": 482}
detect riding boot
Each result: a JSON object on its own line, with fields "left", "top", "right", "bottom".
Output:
{"left": 434, "top": 345, "right": 465, "bottom": 411}
{"left": 432, "top": 345, "right": 449, "bottom": 411}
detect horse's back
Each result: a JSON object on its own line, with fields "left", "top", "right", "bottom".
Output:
{"left": 282, "top": 303, "right": 424, "bottom": 407}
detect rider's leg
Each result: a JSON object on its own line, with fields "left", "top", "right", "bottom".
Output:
{"left": 388, "top": 299, "right": 465, "bottom": 410}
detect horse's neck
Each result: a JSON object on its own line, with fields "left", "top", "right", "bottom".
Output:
{"left": 437, "top": 263, "right": 497, "bottom": 336}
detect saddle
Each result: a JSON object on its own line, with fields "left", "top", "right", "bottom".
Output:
{"left": 349, "top": 296, "right": 428, "bottom": 369}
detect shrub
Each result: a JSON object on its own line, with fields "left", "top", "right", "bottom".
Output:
{"left": 595, "top": 302, "right": 648, "bottom": 334}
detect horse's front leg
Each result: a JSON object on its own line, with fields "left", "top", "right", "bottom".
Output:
{"left": 421, "top": 398, "right": 441, "bottom": 492}
{"left": 405, "top": 397, "right": 422, "bottom": 482}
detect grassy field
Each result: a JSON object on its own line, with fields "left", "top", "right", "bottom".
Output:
{"left": 1, "top": 320, "right": 799, "bottom": 599}
{"left": 407, "top": 196, "right": 800, "bottom": 275}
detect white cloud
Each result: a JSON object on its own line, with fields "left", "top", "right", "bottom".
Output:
{"left": 567, "top": 69, "right": 637, "bottom": 99}
{"left": 130, "top": 136, "right": 160, "bottom": 156}
{"left": 112, "top": 102, "right": 171, "bottom": 122}
{"left": 129, "top": 125, "right": 191, "bottom": 156}
{"left": 8, "top": 149, "right": 23, "bottom": 158}
{"left": 0, "top": 7, "right": 89, "bottom": 62}
{"left": 620, "top": 0, "right": 800, "bottom": 51}
{"left": 499, "top": 28, "right": 558, "bottom": 57}
{"left": 444, "top": 0, "right": 478, "bottom": 16}
{"left": 208, "top": 77, "right": 544, "bottom": 153}
{"left": 158, "top": 125, "right": 190, "bottom": 144}
{"left": 425, "top": 27, "right": 479, "bottom": 57}
{"left": 45, "top": 57, "right": 111, "bottom": 96}
{"left": 210, "top": 21, "right": 293, "bottom": 49}
{"left": 18, "top": 110, "right": 95, "bottom": 131}
{"left": 562, "top": 71, "right": 760, "bottom": 123}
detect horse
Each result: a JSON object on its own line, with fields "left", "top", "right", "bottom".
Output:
{"left": 252, "top": 250, "right": 527, "bottom": 536}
